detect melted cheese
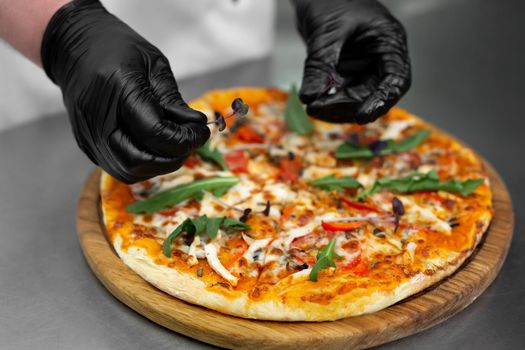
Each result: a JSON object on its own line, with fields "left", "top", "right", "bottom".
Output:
{"left": 220, "top": 175, "right": 258, "bottom": 206}
{"left": 282, "top": 134, "right": 309, "bottom": 152}
{"left": 158, "top": 211, "right": 191, "bottom": 238}
{"left": 199, "top": 192, "right": 226, "bottom": 217}
{"left": 406, "top": 241, "right": 417, "bottom": 264}
{"left": 357, "top": 171, "right": 377, "bottom": 188}
{"left": 381, "top": 120, "right": 413, "bottom": 140}
{"left": 363, "top": 234, "right": 403, "bottom": 256}
{"left": 335, "top": 236, "right": 361, "bottom": 262}
{"left": 282, "top": 221, "right": 319, "bottom": 248}
{"left": 247, "top": 158, "right": 276, "bottom": 181}
{"left": 301, "top": 165, "right": 358, "bottom": 180}
{"left": 158, "top": 174, "right": 195, "bottom": 192}
{"left": 282, "top": 268, "right": 312, "bottom": 284}
{"left": 417, "top": 164, "right": 435, "bottom": 174}
{"left": 400, "top": 197, "right": 452, "bottom": 234}
{"left": 264, "top": 183, "right": 297, "bottom": 203}
{"left": 304, "top": 151, "right": 337, "bottom": 167}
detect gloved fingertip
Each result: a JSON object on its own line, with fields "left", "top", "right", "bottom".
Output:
{"left": 299, "top": 64, "right": 335, "bottom": 104}
{"left": 164, "top": 104, "right": 208, "bottom": 124}
{"left": 356, "top": 95, "right": 387, "bottom": 124}
{"left": 189, "top": 122, "right": 211, "bottom": 148}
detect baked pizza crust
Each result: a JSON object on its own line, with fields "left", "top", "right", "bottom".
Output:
{"left": 100, "top": 87, "right": 493, "bottom": 321}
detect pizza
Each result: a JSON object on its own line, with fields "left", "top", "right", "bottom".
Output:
{"left": 100, "top": 87, "right": 493, "bottom": 321}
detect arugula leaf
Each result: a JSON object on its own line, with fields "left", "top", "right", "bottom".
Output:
{"left": 394, "top": 130, "right": 431, "bottom": 152}
{"left": 221, "top": 217, "right": 251, "bottom": 231}
{"left": 336, "top": 130, "right": 431, "bottom": 159}
{"left": 196, "top": 141, "right": 228, "bottom": 170}
{"left": 335, "top": 143, "right": 375, "bottom": 159}
{"left": 191, "top": 215, "right": 209, "bottom": 234}
{"left": 357, "top": 171, "right": 484, "bottom": 200}
{"left": 309, "top": 175, "right": 361, "bottom": 192}
{"left": 309, "top": 238, "right": 342, "bottom": 282}
{"left": 205, "top": 218, "right": 223, "bottom": 240}
{"left": 356, "top": 183, "right": 381, "bottom": 200}
{"left": 284, "top": 84, "right": 313, "bottom": 135}
{"left": 162, "top": 218, "right": 195, "bottom": 257}
{"left": 126, "top": 177, "right": 238, "bottom": 214}
{"left": 162, "top": 216, "right": 251, "bottom": 257}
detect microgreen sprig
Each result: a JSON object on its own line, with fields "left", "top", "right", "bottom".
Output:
{"left": 207, "top": 98, "right": 250, "bottom": 132}
{"left": 391, "top": 196, "right": 405, "bottom": 233}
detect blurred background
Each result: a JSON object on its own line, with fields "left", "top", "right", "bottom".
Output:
{"left": 0, "top": 0, "right": 524, "bottom": 349}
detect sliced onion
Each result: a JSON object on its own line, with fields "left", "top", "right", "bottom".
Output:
{"left": 321, "top": 215, "right": 394, "bottom": 223}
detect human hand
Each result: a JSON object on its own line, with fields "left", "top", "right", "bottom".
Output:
{"left": 41, "top": 0, "right": 210, "bottom": 183}
{"left": 293, "top": 0, "right": 411, "bottom": 124}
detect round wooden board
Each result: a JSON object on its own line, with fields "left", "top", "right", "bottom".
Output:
{"left": 77, "top": 160, "right": 513, "bottom": 350}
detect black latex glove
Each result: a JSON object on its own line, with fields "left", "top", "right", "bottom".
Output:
{"left": 292, "top": 0, "right": 411, "bottom": 124}
{"left": 41, "top": 0, "right": 210, "bottom": 183}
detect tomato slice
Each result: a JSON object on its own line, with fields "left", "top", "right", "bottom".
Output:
{"left": 321, "top": 221, "right": 366, "bottom": 232}
{"left": 159, "top": 207, "right": 177, "bottom": 217}
{"left": 223, "top": 238, "right": 248, "bottom": 270}
{"left": 353, "top": 263, "right": 369, "bottom": 276}
{"left": 339, "top": 254, "right": 361, "bottom": 271}
{"left": 236, "top": 125, "right": 265, "bottom": 143}
{"left": 224, "top": 150, "right": 249, "bottom": 173}
{"left": 184, "top": 155, "right": 199, "bottom": 168}
{"left": 225, "top": 248, "right": 248, "bottom": 270}
{"left": 279, "top": 204, "right": 296, "bottom": 226}
{"left": 290, "top": 232, "right": 320, "bottom": 250}
{"left": 278, "top": 158, "right": 302, "bottom": 183}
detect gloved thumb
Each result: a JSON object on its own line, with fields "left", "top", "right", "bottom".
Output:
{"left": 299, "top": 30, "right": 344, "bottom": 105}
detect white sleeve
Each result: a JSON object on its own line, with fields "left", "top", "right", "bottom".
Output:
{"left": 104, "top": 0, "right": 276, "bottom": 79}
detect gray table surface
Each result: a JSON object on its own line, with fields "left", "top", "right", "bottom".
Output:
{"left": 1, "top": 0, "right": 524, "bottom": 349}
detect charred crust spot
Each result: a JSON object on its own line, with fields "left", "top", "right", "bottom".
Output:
{"left": 213, "top": 281, "right": 231, "bottom": 289}
{"left": 424, "top": 269, "right": 435, "bottom": 276}
{"left": 130, "top": 224, "right": 158, "bottom": 239}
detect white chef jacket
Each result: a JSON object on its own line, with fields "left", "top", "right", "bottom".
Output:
{"left": 0, "top": 0, "right": 275, "bottom": 131}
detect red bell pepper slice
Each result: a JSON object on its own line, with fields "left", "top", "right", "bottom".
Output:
{"left": 340, "top": 195, "right": 382, "bottom": 213}
{"left": 236, "top": 125, "right": 265, "bottom": 143}
{"left": 321, "top": 221, "right": 366, "bottom": 232}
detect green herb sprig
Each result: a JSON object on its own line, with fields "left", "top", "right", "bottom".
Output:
{"left": 196, "top": 141, "right": 227, "bottom": 170}
{"left": 336, "top": 129, "right": 431, "bottom": 159}
{"left": 126, "top": 177, "right": 238, "bottom": 214}
{"left": 309, "top": 238, "right": 342, "bottom": 282}
{"left": 163, "top": 216, "right": 250, "bottom": 257}
{"left": 309, "top": 175, "right": 361, "bottom": 192}
{"left": 357, "top": 171, "right": 484, "bottom": 200}
{"left": 285, "top": 84, "right": 313, "bottom": 135}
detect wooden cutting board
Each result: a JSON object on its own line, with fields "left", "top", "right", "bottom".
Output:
{"left": 77, "top": 160, "right": 513, "bottom": 350}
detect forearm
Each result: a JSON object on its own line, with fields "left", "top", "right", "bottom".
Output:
{"left": 0, "top": 0, "right": 71, "bottom": 66}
